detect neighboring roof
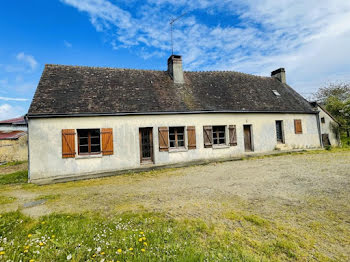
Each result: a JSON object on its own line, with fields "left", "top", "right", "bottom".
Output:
{"left": 309, "top": 101, "right": 341, "bottom": 125}
{"left": 0, "top": 116, "right": 26, "bottom": 125}
{"left": 0, "top": 131, "right": 26, "bottom": 140}
{"left": 28, "top": 64, "right": 316, "bottom": 117}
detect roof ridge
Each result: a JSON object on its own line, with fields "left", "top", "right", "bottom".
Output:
{"left": 45, "top": 64, "right": 166, "bottom": 73}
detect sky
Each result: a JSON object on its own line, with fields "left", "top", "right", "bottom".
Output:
{"left": 1, "top": 0, "right": 350, "bottom": 120}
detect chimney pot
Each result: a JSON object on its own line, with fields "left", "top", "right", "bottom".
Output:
{"left": 168, "top": 55, "right": 184, "bottom": 84}
{"left": 271, "top": 68, "right": 286, "bottom": 84}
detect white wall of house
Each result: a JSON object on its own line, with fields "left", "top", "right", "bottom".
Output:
{"left": 317, "top": 106, "right": 341, "bottom": 146}
{"left": 28, "top": 113, "right": 321, "bottom": 183}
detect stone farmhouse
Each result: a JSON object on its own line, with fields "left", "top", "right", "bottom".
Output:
{"left": 26, "top": 55, "right": 339, "bottom": 184}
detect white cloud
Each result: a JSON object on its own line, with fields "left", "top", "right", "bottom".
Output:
{"left": 0, "top": 97, "right": 28, "bottom": 102}
{"left": 16, "top": 52, "right": 38, "bottom": 71}
{"left": 0, "top": 104, "right": 25, "bottom": 121}
{"left": 60, "top": 0, "right": 350, "bottom": 95}
{"left": 64, "top": 40, "right": 72, "bottom": 48}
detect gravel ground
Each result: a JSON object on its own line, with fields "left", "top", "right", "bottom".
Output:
{"left": 1, "top": 150, "right": 350, "bottom": 259}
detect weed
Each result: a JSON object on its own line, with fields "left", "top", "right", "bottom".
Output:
{"left": 0, "top": 170, "right": 28, "bottom": 185}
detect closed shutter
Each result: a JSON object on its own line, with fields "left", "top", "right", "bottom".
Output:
{"left": 187, "top": 126, "right": 196, "bottom": 149}
{"left": 294, "top": 119, "right": 303, "bottom": 134}
{"left": 229, "top": 125, "right": 237, "bottom": 146}
{"left": 101, "top": 128, "right": 114, "bottom": 155}
{"left": 158, "top": 127, "right": 169, "bottom": 151}
{"left": 203, "top": 126, "right": 213, "bottom": 148}
{"left": 62, "top": 129, "right": 76, "bottom": 158}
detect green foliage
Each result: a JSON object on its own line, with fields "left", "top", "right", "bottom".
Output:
{"left": 0, "top": 170, "right": 28, "bottom": 185}
{"left": 0, "top": 161, "right": 27, "bottom": 168}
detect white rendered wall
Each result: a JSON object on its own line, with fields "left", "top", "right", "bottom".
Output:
{"left": 318, "top": 106, "right": 341, "bottom": 146}
{"left": 28, "top": 113, "right": 321, "bottom": 182}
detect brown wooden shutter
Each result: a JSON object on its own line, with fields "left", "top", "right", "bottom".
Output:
{"left": 203, "top": 126, "right": 213, "bottom": 148}
{"left": 294, "top": 119, "right": 303, "bottom": 134}
{"left": 187, "top": 126, "right": 196, "bottom": 149}
{"left": 62, "top": 129, "right": 76, "bottom": 158}
{"left": 101, "top": 128, "right": 114, "bottom": 155}
{"left": 158, "top": 127, "right": 169, "bottom": 151}
{"left": 229, "top": 125, "right": 237, "bottom": 146}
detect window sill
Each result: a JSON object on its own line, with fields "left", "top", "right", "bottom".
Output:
{"left": 169, "top": 148, "right": 188, "bottom": 153}
{"left": 76, "top": 154, "right": 103, "bottom": 159}
{"left": 212, "top": 145, "right": 230, "bottom": 149}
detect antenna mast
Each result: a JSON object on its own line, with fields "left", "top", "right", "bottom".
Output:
{"left": 170, "top": 12, "right": 188, "bottom": 55}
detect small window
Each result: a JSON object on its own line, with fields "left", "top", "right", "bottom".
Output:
{"left": 272, "top": 90, "right": 281, "bottom": 96}
{"left": 321, "top": 117, "right": 325, "bottom": 123}
{"left": 213, "top": 126, "right": 226, "bottom": 145}
{"left": 169, "top": 127, "right": 185, "bottom": 148}
{"left": 77, "top": 129, "right": 101, "bottom": 154}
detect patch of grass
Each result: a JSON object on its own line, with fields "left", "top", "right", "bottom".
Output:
{"left": 0, "top": 195, "right": 16, "bottom": 205}
{"left": 0, "top": 170, "right": 28, "bottom": 185}
{"left": 35, "top": 194, "right": 60, "bottom": 202}
{"left": 0, "top": 160, "right": 27, "bottom": 168}
{"left": 0, "top": 211, "right": 262, "bottom": 262}
{"left": 243, "top": 214, "right": 268, "bottom": 226}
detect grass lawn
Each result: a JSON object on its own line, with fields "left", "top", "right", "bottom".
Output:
{"left": 0, "top": 150, "right": 349, "bottom": 261}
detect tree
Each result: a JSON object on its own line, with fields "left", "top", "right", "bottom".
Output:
{"left": 313, "top": 82, "right": 350, "bottom": 127}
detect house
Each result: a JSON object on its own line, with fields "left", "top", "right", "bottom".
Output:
{"left": 0, "top": 116, "right": 28, "bottom": 163}
{"left": 310, "top": 102, "right": 341, "bottom": 146}
{"left": 27, "top": 55, "right": 324, "bottom": 184}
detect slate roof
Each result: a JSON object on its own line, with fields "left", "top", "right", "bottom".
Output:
{"left": 28, "top": 64, "right": 316, "bottom": 117}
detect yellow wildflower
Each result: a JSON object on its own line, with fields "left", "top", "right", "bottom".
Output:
{"left": 24, "top": 245, "right": 30, "bottom": 249}
{"left": 143, "top": 242, "right": 148, "bottom": 246}
{"left": 41, "top": 221, "right": 46, "bottom": 225}
{"left": 129, "top": 247, "right": 133, "bottom": 251}
{"left": 0, "top": 251, "right": 5, "bottom": 255}
{"left": 101, "top": 252, "right": 105, "bottom": 255}
{"left": 142, "top": 236, "right": 146, "bottom": 241}
{"left": 28, "top": 234, "right": 32, "bottom": 238}
{"left": 29, "top": 260, "right": 34, "bottom": 262}
{"left": 140, "top": 231, "right": 144, "bottom": 234}
{"left": 141, "top": 248, "right": 145, "bottom": 252}
{"left": 24, "top": 250, "right": 28, "bottom": 253}
{"left": 51, "top": 235, "right": 55, "bottom": 238}
{"left": 117, "top": 249, "right": 122, "bottom": 253}
{"left": 92, "top": 254, "right": 97, "bottom": 258}
{"left": 138, "top": 238, "right": 143, "bottom": 242}
{"left": 39, "top": 242, "right": 44, "bottom": 246}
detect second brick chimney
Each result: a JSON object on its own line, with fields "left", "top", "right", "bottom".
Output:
{"left": 168, "top": 55, "right": 184, "bottom": 84}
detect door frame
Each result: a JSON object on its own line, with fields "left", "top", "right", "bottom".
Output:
{"left": 139, "top": 127, "right": 154, "bottom": 164}
{"left": 243, "top": 124, "right": 254, "bottom": 152}
{"left": 275, "top": 120, "right": 285, "bottom": 144}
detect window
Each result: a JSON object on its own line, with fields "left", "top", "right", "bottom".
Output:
{"left": 275, "top": 120, "right": 284, "bottom": 143}
{"left": 321, "top": 117, "right": 325, "bottom": 123}
{"left": 294, "top": 119, "right": 303, "bottom": 134}
{"left": 77, "top": 129, "right": 101, "bottom": 154}
{"left": 272, "top": 90, "right": 281, "bottom": 96}
{"left": 212, "top": 126, "right": 226, "bottom": 145}
{"left": 169, "top": 127, "right": 185, "bottom": 148}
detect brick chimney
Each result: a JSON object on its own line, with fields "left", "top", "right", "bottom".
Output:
{"left": 271, "top": 68, "right": 286, "bottom": 84}
{"left": 168, "top": 55, "right": 184, "bottom": 84}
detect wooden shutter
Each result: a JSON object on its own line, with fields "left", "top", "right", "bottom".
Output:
{"left": 158, "top": 127, "right": 169, "bottom": 151}
{"left": 203, "top": 126, "right": 213, "bottom": 148}
{"left": 294, "top": 119, "right": 303, "bottom": 134}
{"left": 101, "top": 128, "right": 114, "bottom": 155}
{"left": 229, "top": 125, "right": 237, "bottom": 146}
{"left": 187, "top": 126, "right": 196, "bottom": 149}
{"left": 62, "top": 129, "right": 76, "bottom": 158}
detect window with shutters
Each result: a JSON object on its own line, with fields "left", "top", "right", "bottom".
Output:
{"left": 294, "top": 119, "right": 303, "bottom": 134}
{"left": 169, "top": 127, "right": 185, "bottom": 148}
{"left": 77, "top": 129, "right": 101, "bottom": 155}
{"left": 212, "top": 126, "right": 226, "bottom": 145}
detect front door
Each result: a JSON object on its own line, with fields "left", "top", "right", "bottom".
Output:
{"left": 275, "top": 120, "right": 284, "bottom": 143}
{"left": 244, "top": 125, "right": 253, "bottom": 152}
{"left": 139, "top": 128, "right": 154, "bottom": 163}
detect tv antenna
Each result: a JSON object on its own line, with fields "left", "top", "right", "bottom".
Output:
{"left": 170, "top": 12, "right": 189, "bottom": 55}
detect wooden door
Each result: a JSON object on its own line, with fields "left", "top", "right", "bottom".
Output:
{"left": 139, "top": 128, "right": 154, "bottom": 163}
{"left": 244, "top": 125, "right": 253, "bottom": 152}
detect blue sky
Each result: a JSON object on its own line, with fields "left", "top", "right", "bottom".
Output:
{"left": 1, "top": 0, "right": 350, "bottom": 120}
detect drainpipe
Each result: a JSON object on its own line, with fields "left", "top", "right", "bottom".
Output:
{"left": 25, "top": 114, "right": 30, "bottom": 182}
{"left": 316, "top": 112, "right": 323, "bottom": 148}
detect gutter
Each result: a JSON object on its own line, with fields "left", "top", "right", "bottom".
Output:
{"left": 25, "top": 114, "right": 30, "bottom": 181}
{"left": 316, "top": 112, "right": 323, "bottom": 148}
{"left": 27, "top": 110, "right": 319, "bottom": 119}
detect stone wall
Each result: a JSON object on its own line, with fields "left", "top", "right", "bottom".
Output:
{"left": 0, "top": 135, "right": 28, "bottom": 162}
